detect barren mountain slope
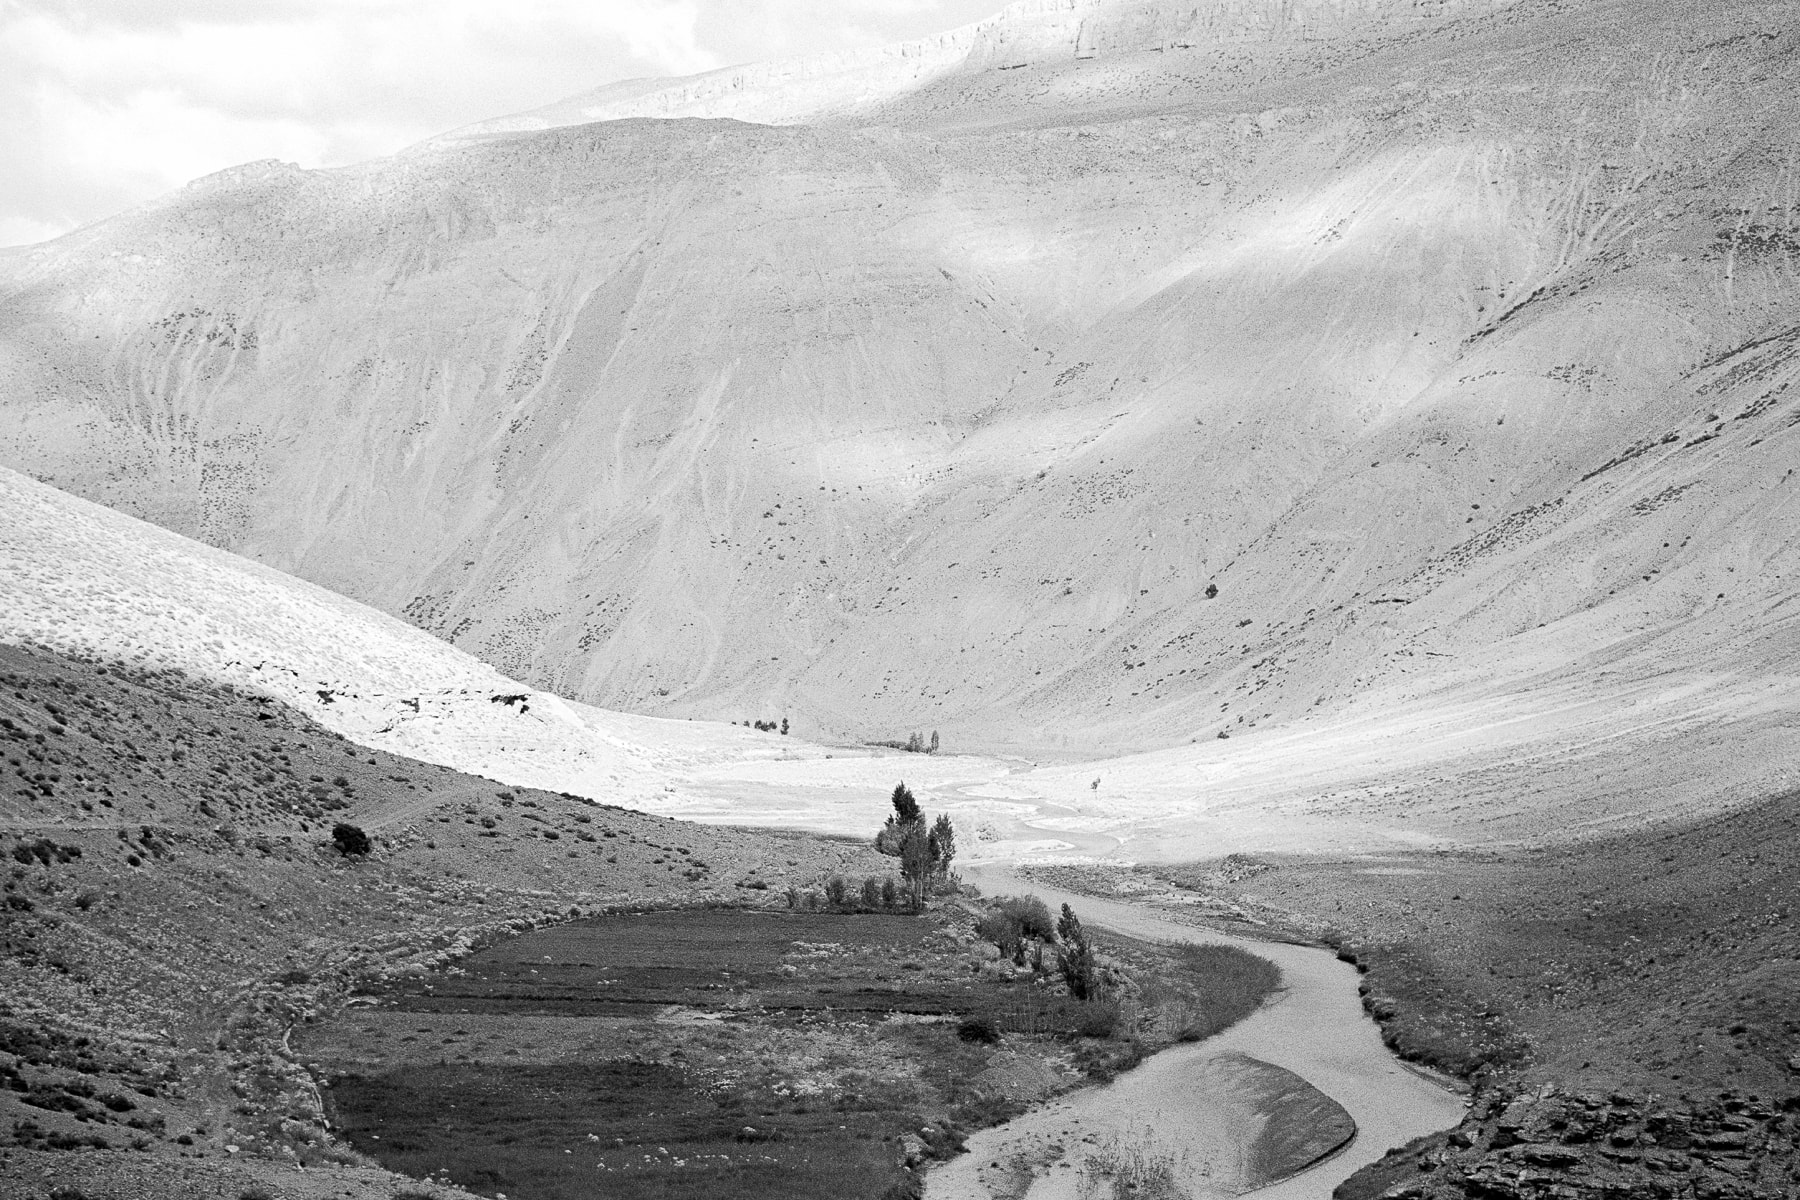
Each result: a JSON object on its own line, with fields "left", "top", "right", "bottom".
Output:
{"left": 0, "top": 466, "right": 854, "bottom": 812}
{"left": 2, "top": 0, "right": 1797, "bottom": 803}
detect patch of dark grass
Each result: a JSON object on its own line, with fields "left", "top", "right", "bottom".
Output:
{"left": 378, "top": 909, "right": 983, "bottom": 1018}
{"left": 328, "top": 1061, "right": 919, "bottom": 1200}
{"left": 956, "top": 1014, "right": 1000, "bottom": 1043}
{"left": 1339, "top": 939, "right": 1528, "bottom": 1078}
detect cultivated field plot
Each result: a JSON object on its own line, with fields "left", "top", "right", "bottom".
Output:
{"left": 383, "top": 909, "right": 993, "bottom": 1018}
{"left": 304, "top": 906, "right": 1276, "bottom": 1200}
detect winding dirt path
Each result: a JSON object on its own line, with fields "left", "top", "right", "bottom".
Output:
{"left": 926, "top": 866, "right": 1466, "bottom": 1199}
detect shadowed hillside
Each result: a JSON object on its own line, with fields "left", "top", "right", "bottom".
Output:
{"left": 0, "top": 640, "right": 882, "bottom": 1198}
{"left": 1, "top": 0, "right": 1797, "bottom": 830}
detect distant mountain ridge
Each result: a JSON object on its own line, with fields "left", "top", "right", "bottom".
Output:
{"left": 433, "top": 0, "right": 1520, "bottom": 137}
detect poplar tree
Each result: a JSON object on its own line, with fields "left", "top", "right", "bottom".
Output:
{"left": 1056, "top": 903, "right": 1097, "bottom": 1000}
{"left": 929, "top": 814, "right": 956, "bottom": 882}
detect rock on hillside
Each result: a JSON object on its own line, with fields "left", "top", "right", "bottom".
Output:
{"left": 1, "top": 0, "right": 1797, "bottom": 792}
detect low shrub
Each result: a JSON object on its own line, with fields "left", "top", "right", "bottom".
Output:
{"left": 997, "top": 896, "right": 1055, "bottom": 941}
{"left": 331, "top": 822, "right": 371, "bottom": 857}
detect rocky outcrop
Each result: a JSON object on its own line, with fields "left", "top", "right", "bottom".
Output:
{"left": 1337, "top": 1086, "right": 1800, "bottom": 1200}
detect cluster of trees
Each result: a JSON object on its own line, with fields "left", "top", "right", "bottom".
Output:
{"left": 874, "top": 730, "right": 940, "bottom": 754}
{"left": 907, "top": 730, "right": 940, "bottom": 754}
{"left": 976, "top": 895, "right": 1100, "bottom": 1000}
{"left": 738, "top": 717, "right": 789, "bottom": 734}
{"left": 788, "top": 874, "right": 911, "bottom": 912}
{"left": 874, "top": 783, "right": 956, "bottom": 907}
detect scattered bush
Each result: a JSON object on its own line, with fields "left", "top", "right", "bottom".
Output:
{"left": 957, "top": 1014, "right": 1001, "bottom": 1044}
{"left": 330, "top": 823, "right": 371, "bottom": 857}
{"left": 977, "top": 895, "right": 1057, "bottom": 960}
{"left": 976, "top": 910, "right": 1022, "bottom": 958}
{"left": 999, "top": 895, "right": 1054, "bottom": 941}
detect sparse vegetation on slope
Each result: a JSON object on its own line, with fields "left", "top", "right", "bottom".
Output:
{"left": 0, "top": 642, "right": 884, "bottom": 1200}
{"left": 1182, "top": 794, "right": 1800, "bottom": 1099}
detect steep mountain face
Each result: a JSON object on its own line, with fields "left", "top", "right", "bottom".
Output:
{"left": 1, "top": 0, "right": 1797, "bottom": 778}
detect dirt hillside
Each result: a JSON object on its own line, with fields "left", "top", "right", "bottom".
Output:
{"left": 1, "top": 0, "right": 1793, "bottom": 809}
{"left": 0, "top": 639, "right": 884, "bottom": 1199}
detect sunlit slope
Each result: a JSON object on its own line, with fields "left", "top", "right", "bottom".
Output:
{"left": 432, "top": 0, "right": 1515, "bottom": 135}
{"left": 0, "top": 467, "right": 836, "bottom": 804}
{"left": 1, "top": 0, "right": 1796, "bottom": 769}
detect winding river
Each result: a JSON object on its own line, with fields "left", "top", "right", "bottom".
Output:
{"left": 926, "top": 864, "right": 1467, "bottom": 1200}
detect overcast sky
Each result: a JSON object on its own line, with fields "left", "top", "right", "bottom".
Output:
{"left": 0, "top": 0, "right": 1003, "bottom": 247}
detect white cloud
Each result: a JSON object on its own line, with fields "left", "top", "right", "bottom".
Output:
{"left": 0, "top": 0, "right": 1004, "bottom": 247}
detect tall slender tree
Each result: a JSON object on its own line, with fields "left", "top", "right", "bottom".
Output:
{"left": 900, "top": 821, "right": 933, "bottom": 910}
{"left": 929, "top": 814, "right": 956, "bottom": 883}
{"left": 1056, "top": 903, "right": 1097, "bottom": 1000}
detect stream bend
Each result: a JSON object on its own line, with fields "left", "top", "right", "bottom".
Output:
{"left": 925, "top": 866, "right": 1467, "bottom": 1200}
